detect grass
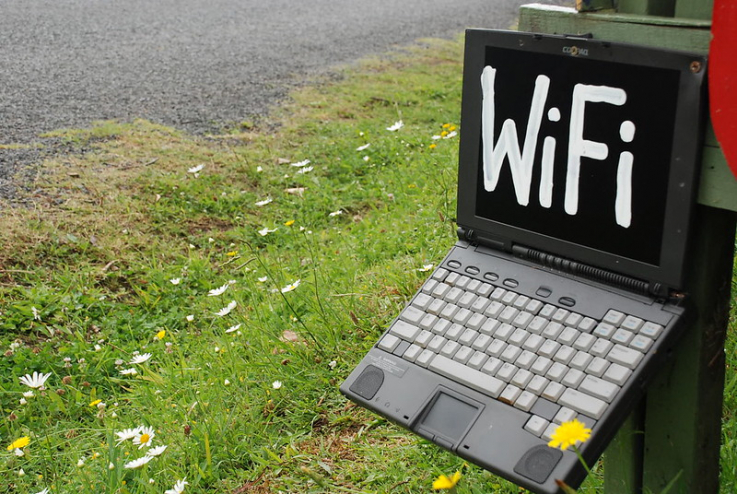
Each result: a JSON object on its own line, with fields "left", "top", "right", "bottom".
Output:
{"left": 0, "top": 35, "right": 734, "bottom": 494}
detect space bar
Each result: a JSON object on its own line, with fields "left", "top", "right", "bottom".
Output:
{"left": 428, "top": 355, "right": 505, "bottom": 398}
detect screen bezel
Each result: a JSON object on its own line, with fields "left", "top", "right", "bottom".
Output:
{"left": 456, "top": 30, "right": 706, "bottom": 291}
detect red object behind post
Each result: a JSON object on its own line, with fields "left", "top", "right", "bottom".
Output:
{"left": 710, "top": 0, "right": 737, "bottom": 179}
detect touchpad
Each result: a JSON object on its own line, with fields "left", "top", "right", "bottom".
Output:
{"left": 417, "top": 390, "right": 481, "bottom": 446}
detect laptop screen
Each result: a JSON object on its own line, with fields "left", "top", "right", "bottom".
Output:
{"left": 457, "top": 30, "right": 706, "bottom": 290}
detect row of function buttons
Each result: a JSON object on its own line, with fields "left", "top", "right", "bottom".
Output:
{"left": 437, "top": 265, "right": 574, "bottom": 306}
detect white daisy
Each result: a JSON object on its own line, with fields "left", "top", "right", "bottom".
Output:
{"left": 356, "top": 143, "right": 370, "bottom": 151}
{"left": 443, "top": 131, "right": 458, "bottom": 139}
{"left": 31, "top": 306, "right": 41, "bottom": 320}
{"left": 186, "top": 314, "right": 194, "bottom": 322}
{"left": 296, "top": 166, "right": 313, "bottom": 174}
{"left": 328, "top": 210, "right": 343, "bottom": 217}
{"left": 129, "top": 353, "right": 152, "bottom": 365}
{"left": 418, "top": 264, "right": 434, "bottom": 272}
{"left": 170, "top": 278, "right": 181, "bottom": 285}
{"left": 207, "top": 282, "right": 232, "bottom": 297}
{"left": 257, "top": 276, "right": 268, "bottom": 283}
{"left": 215, "top": 300, "right": 237, "bottom": 317}
{"left": 258, "top": 227, "right": 277, "bottom": 236}
{"left": 19, "top": 371, "right": 52, "bottom": 389}
{"left": 34, "top": 489, "right": 49, "bottom": 494}
{"left": 165, "top": 478, "right": 189, "bottom": 494}
{"left": 133, "top": 426, "right": 155, "bottom": 449}
{"left": 187, "top": 164, "right": 204, "bottom": 174}
{"left": 386, "top": 120, "right": 404, "bottom": 131}
{"left": 145, "top": 445, "right": 168, "bottom": 457}
{"left": 77, "top": 457, "right": 85, "bottom": 467}
{"left": 22, "top": 391, "right": 34, "bottom": 398}
{"left": 280, "top": 280, "right": 301, "bottom": 293}
{"left": 120, "top": 368, "right": 138, "bottom": 376}
{"left": 115, "top": 426, "right": 142, "bottom": 444}
{"left": 124, "top": 455, "right": 154, "bottom": 469}
{"left": 290, "top": 159, "right": 311, "bottom": 167}
{"left": 272, "top": 380, "right": 283, "bottom": 390}
{"left": 225, "top": 324, "right": 241, "bottom": 333}
{"left": 254, "top": 197, "right": 273, "bottom": 207}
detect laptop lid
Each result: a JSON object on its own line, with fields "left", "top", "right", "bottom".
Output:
{"left": 456, "top": 30, "right": 707, "bottom": 295}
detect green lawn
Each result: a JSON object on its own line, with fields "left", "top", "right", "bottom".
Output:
{"left": 0, "top": 36, "right": 734, "bottom": 494}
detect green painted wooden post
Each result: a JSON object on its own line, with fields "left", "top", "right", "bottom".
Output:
{"left": 517, "top": 3, "right": 737, "bottom": 493}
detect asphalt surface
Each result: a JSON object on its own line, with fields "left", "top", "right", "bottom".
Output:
{"left": 0, "top": 0, "right": 564, "bottom": 200}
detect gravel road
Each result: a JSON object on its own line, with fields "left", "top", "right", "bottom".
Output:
{"left": 0, "top": 0, "right": 563, "bottom": 200}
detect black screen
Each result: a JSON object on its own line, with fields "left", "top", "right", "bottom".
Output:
{"left": 475, "top": 45, "right": 681, "bottom": 266}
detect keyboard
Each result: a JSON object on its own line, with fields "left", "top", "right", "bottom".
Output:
{"left": 376, "top": 267, "right": 664, "bottom": 442}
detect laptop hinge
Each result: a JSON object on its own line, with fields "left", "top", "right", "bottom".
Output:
{"left": 511, "top": 245, "right": 668, "bottom": 298}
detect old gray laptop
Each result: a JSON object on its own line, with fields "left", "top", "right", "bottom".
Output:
{"left": 341, "top": 29, "right": 706, "bottom": 494}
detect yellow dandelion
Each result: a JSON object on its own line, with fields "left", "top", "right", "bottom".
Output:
{"left": 442, "top": 123, "right": 451, "bottom": 129}
{"left": 7, "top": 436, "right": 30, "bottom": 451}
{"left": 155, "top": 330, "right": 166, "bottom": 340}
{"left": 89, "top": 399, "right": 102, "bottom": 407}
{"left": 284, "top": 219, "right": 295, "bottom": 227}
{"left": 226, "top": 251, "right": 237, "bottom": 256}
{"left": 548, "top": 419, "right": 592, "bottom": 451}
{"left": 449, "top": 125, "right": 457, "bottom": 131}
{"left": 441, "top": 130, "right": 449, "bottom": 137}
{"left": 433, "top": 471, "right": 461, "bottom": 490}
{"left": 429, "top": 143, "right": 437, "bottom": 149}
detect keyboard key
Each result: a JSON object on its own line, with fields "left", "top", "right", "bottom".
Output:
{"left": 527, "top": 375, "right": 549, "bottom": 395}
{"left": 431, "top": 283, "right": 451, "bottom": 299}
{"left": 445, "top": 287, "right": 464, "bottom": 304}
{"left": 501, "top": 291, "right": 518, "bottom": 305}
{"left": 542, "top": 422, "right": 558, "bottom": 442}
{"left": 445, "top": 272, "right": 460, "bottom": 286}
{"left": 411, "top": 293, "right": 433, "bottom": 311}
{"left": 485, "top": 301, "right": 505, "bottom": 319}
{"left": 445, "top": 324, "right": 464, "bottom": 341}
{"left": 513, "top": 311, "right": 534, "bottom": 329}
{"left": 515, "top": 390, "right": 537, "bottom": 411}
{"left": 525, "top": 299, "right": 544, "bottom": 315}
{"left": 578, "top": 317, "right": 597, "bottom": 333}
{"left": 494, "top": 323, "right": 515, "bottom": 341}
{"left": 513, "top": 295, "right": 530, "bottom": 310}
{"left": 593, "top": 323, "right": 617, "bottom": 339}
{"left": 429, "top": 354, "right": 505, "bottom": 398}
{"left": 573, "top": 333, "right": 596, "bottom": 351}
{"left": 530, "top": 397, "right": 560, "bottom": 421}
{"left": 603, "top": 309, "right": 625, "bottom": 326}
{"left": 500, "top": 384, "right": 522, "bottom": 405}
{"left": 416, "top": 349, "right": 435, "bottom": 367}
{"left": 486, "top": 339, "right": 507, "bottom": 357}
{"left": 546, "top": 362, "right": 568, "bottom": 382}
{"left": 607, "top": 344, "right": 644, "bottom": 369}
{"left": 427, "top": 298, "right": 446, "bottom": 315}
{"left": 452, "top": 308, "right": 473, "bottom": 325}
{"left": 480, "top": 318, "right": 501, "bottom": 336}
{"left": 539, "top": 304, "right": 557, "bottom": 319}
{"left": 580, "top": 375, "right": 620, "bottom": 403}
{"left": 456, "top": 276, "right": 471, "bottom": 290}
{"left": 414, "top": 330, "right": 433, "bottom": 348}
{"left": 538, "top": 340, "right": 560, "bottom": 358}
{"left": 481, "top": 357, "right": 503, "bottom": 376}
{"left": 564, "top": 312, "right": 583, "bottom": 327}
{"left": 525, "top": 415, "right": 549, "bottom": 437}
{"left": 403, "top": 343, "right": 422, "bottom": 362}
{"left": 501, "top": 345, "right": 522, "bottom": 363}
{"left": 612, "top": 328, "right": 634, "bottom": 345}
{"left": 440, "top": 304, "right": 460, "bottom": 320}
{"left": 477, "top": 283, "right": 493, "bottom": 297}
{"left": 378, "top": 334, "right": 400, "bottom": 352}
{"left": 512, "top": 368, "right": 534, "bottom": 388}
{"left": 509, "top": 328, "right": 530, "bottom": 346}
{"left": 552, "top": 308, "right": 570, "bottom": 323}
{"left": 542, "top": 322, "right": 564, "bottom": 340}
{"left": 527, "top": 316, "right": 548, "bottom": 334}
{"left": 458, "top": 291, "right": 477, "bottom": 308}
{"left": 640, "top": 322, "right": 664, "bottom": 339}
{"left": 557, "top": 327, "right": 580, "bottom": 346}
{"left": 515, "top": 350, "right": 537, "bottom": 370}
{"left": 389, "top": 320, "right": 421, "bottom": 341}
{"left": 432, "top": 318, "right": 451, "bottom": 335}
{"left": 497, "top": 363, "right": 518, "bottom": 382}
{"left": 553, "top": 345, "right": 576, "bottom": 365}
{"left": 428, "top": 335, "right": 447, "bottom": 353}
{"left": 499, "top": 306, "right": 519, "bottom": 324}
{"left": 522, "top": 334, "right": 544, "bottom": 352}
{"left": 542, "top": 381, "right": 565, "bottom": 401}
{"left": 558, "top": 388, "right": 607, "bottom": 419}
{"left": 432, "top": 268, "right": 449, "bottom": 281}
{"left": 620, "top": 315, "right": 644, "bottom": 332}
{"left": 400, "top": 306, "right": 425, "bottom": 325}
{"left": 420, "top": 313, "right": 439, "bottom": 331}
{"left": 531, "top": 356, "right": 553, "bottom": 375}
{"left": 472, "top": 333, "right": 492, "bottom": 352}
{"left": 468, "top": 351, "right": 489, "bottom": 370}
{"left": 422, "top": 279, "right": 438, "bottom": 294}
{"left": 459, "top": 329, "right": 479, "bottom": 346}
{"left": 490, "top": 287, "right": 506, "bottom": 301}
{"left": 629, "top": 335, "right": 654, "bottom": 352}
{"left": 440, "top": 340, "right": 460, "bottom": 358}
{"left": 586, "top": 357, "right": 610, "bottom": 377}
{"left": 590, "top": 338, "right": 614, "bottom": 358}
{"left": 394, "top": 341, "right": 410, "bottom": 357}
{"left": 569, "top": 351, "right": 593, "bottom": 371}
{"left": 453, "top": 346, "right": 474, "bottom": 364}
{"left": 603, "top": 363, "right": 632, "bottom": 386}
{"left": 471, "top": 297, "right": 490, "bottom": 314}
{"left": 466, "top": 313, "right": 486, "bottom": 331}
{"left": 553, "top": 407, "right": 577, "bottom": 424}
{"left": 467, "top": 279, "right": 482, "bottom": 293}
{"left": 561, "top": 368, "right": 585, "bottom": 388}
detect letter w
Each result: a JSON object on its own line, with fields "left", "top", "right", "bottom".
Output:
{"left": 481, "top": 66, "right": 550, "bottom": 206}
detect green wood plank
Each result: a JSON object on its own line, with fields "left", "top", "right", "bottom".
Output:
{"left": 517, "top": 5, "right": 737, "bottom": 213}
{"left": 640, "top": 207, "right": 735, "bottom": 494}
{"left": 603, "top": 408, "right": 644, "bottom": 493}
{"left": 675, "top": 0, "right": 713, "bottom": 20}
{"left": 618, "top": 0, "right": 675, "bottom": 16}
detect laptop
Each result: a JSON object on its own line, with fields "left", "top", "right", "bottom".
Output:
{"left": 341, "top": 29, "right": 707, "bottom": 493}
